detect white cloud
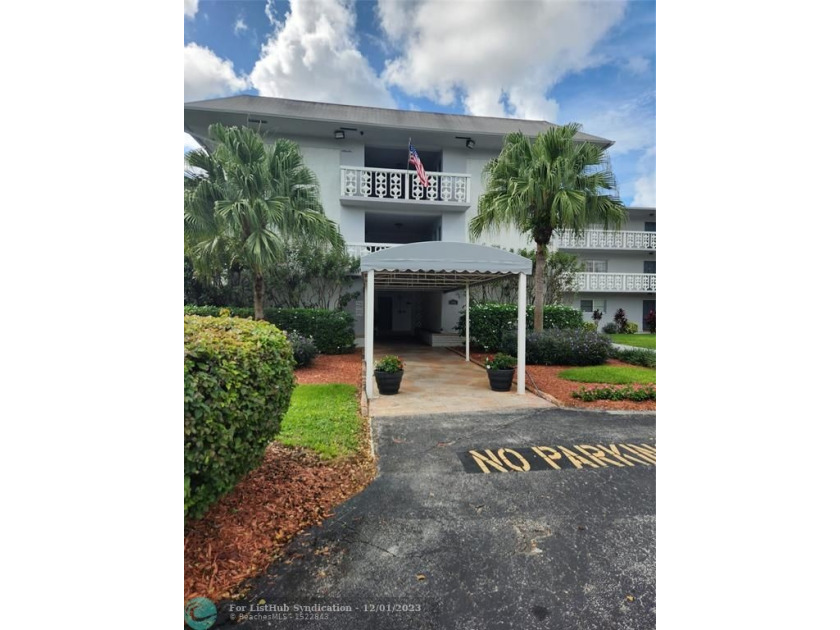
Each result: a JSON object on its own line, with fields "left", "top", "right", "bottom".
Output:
{"left": 234, "top": 17, "right": 248, "bottom": 36}
{"left": 184, "top": 0, "right": 198, "bottom": 19}
{"left": 184, "top": 43, "right": 249, "bottom": 102}
{"left": 250, "top": 0, "right": 396, "bottom": 108}
{"left": 184, "top": 133, "right": 202, "bottom": 153}
{"left": 575, "top": 92, "right": 655, "bottom": 155}
{"left": 631, "top": 171, "right": 656, "bottom": 206}
{"left": 379, "top": 0, "right": 627, "bottom": 120}
{"left": 624, "top": 56, "right": 650, "bottom": 75}
{"left": 630, "top": 147, "right": 656, "bottom": 207}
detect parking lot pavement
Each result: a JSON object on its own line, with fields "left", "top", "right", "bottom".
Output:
{"left": 215, "top": 407, "right": 655, "bottom": 630}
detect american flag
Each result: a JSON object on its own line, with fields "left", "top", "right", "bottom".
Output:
{"left": 408, "top": 143, "right": 429, "bottom": 187}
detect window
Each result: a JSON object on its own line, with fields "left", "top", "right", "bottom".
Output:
{"left": 580, "top": 299, "right": 606, "bottom": 313}
{"left": 584, "top": 260, "right": 607, "bottom": 273}
{"left": 644, "top": 260, "right": 656, "bottom": 274}
{"left": 644, "top": 221, "right": 656, "bottom": 232}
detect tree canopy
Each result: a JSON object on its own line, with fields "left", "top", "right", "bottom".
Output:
{"left": 470, "top": 124, "right": 626, "bottom": 330}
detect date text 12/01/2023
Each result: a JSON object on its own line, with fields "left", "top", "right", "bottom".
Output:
{"left": 458, "top": 443, "right": 656, "bottom": 474}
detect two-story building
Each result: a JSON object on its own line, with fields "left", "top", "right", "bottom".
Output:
{"left": 184, "top": 95, "right": 656, "bottom": 341}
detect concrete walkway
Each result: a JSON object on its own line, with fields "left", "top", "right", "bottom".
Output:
{"left": 369, "top": 344, "right": 553, "bottom": 417}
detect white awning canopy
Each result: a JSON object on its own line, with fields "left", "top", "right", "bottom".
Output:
{"left": 361, "top": 242, "right": 531, "bottom": 399}
{"left": 359, "top": 241, "right": 532, "bottom": 290}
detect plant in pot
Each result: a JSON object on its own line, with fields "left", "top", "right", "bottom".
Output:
{"left": 484, "top": 352, "right": 517, "bottom": 392}
{"left": 374, "top": 355, "right": 405, "bottom": 395}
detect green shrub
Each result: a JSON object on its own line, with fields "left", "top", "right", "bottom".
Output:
{"left": 374, "top": 355, "right": 404, "bottom": 372}
{"left": 625, "top": 322, "right": 639, "bottom": 334}
{"left": 601, "top": 322, "right": 619, "bottom": 334}
{"left": 610, "top": 347, "right": 656, "bottom": 368}
{"left": 613, "top": 308, "right": 629, "bottom": 333}
{"left": 581, "top": 321, "right": 598, "bottom": 333}
{"left": 500, "top": 328, "right": 611, "bottom": 366}
{"left": 572, "top": 384, "right": 656, "bottom": 402}
{"left": 184, "top": 315, "right": 296, "bottom": 520}
{"left": 184, "top": 305, "right": 355, "bottom": 354}
{"left": 645, "top": 309, "right": 656, "bottom": 334}
{"left": 484, "top": 352, "right": 516, "bottom": 370}
{"left": 456, "top": 303, "right": 584, "bottom": 351}
{"left": 287, "top": 331, "right": 319, "bottom": 367}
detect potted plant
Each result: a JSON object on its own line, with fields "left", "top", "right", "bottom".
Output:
{"left": 374, "top": 355, "right": 405, "bottom": 395}
{"left": 484, "top": 353, "right": 516, "bottom": 392}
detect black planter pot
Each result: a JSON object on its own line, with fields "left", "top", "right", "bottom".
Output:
{"left": 487, "top": 368, "right": 515, "bottom": 392}
{"left": 374, "top": 370, "right": 404, "bottom": 395}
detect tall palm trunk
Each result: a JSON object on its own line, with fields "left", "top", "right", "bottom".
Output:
{"left": 533, "top": 241, "right": 548, "bottom": 332}
{"left": 253, "top": 272, "right": 266, "bottom": 320}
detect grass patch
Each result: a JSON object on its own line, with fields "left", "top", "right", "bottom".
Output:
{"left": 608, "top": 334, "right": 656, "bottom": 349}
{"left": 560, "top": 365, "right": 656, "bottom": 384}
{"left": 277, "top": 384, "right": 363, "bottom": 458}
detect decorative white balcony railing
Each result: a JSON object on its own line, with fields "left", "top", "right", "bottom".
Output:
{"left": 340, "top": 167, "right": 471, "bottom": 204}
{"left": 574, "top": 273, "right": 656, "bottom": 293}
{"left": 346, "top": 242, "right": 398, "bottom": 258}
{"left": 555, "top": 230, "right": 656, "bottom": 250}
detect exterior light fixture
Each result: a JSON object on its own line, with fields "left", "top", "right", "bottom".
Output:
{"left": 456, "top": 136, "right": 476, "bottom": 149}
{"left": 334, "top": 130, "right": 345, "bottom": 139}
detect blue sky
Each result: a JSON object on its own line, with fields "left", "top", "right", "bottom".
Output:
{"left": 184, "top": 0, "right": 655, "bottom": 206}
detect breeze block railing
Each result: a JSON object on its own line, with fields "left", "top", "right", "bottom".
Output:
{"left": 346, "top": 242, "right": 397, "bottom": 258}
{"left": 340, "top": 166, "right": 471, "bottom": 204}
{"left": 574, "top": 273, "right": 656, "bottom": 292}
{"left": 555, "top": 230, "right": 656, "bottom": 250}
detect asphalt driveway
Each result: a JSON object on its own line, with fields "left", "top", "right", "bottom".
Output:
{"left": 215, "top": 407, "right": 655, "bottom": 629}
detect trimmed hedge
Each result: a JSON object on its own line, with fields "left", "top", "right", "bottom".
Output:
{"left": 610, "top": 346, "right": 656, "bottom": 368}
{"left": 184, "top": 315, "right": 296, "bottom": 520}
{"left": 500, "top": 328, "right": 612, "bottom": 366}
{"left": 184, "top": 305, "right": 355, "bottom": 354}
{"left": 456, "top": 303, "right": 584, "bottom": 352}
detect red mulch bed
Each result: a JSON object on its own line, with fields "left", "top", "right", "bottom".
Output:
{"left": 458, "top": 350, "right": 655, "bottom": 412}
{"left": 185, "top": 443, "right": 375, "bottom": 603}
{"left": 185, "top": 350, "right": 371, "bottom": 603}
{"left": 294, "top": 349, "right": 363, "bottom": 386}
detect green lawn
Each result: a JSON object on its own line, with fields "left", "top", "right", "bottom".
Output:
{"left": 278, "top": 384, "right": 363, "bottom": 458}
{"left": 608, "top": 334, "right": 656, "bottom": 349}
{"left": 560, "top": 365, "right": 656, "bottom": 385}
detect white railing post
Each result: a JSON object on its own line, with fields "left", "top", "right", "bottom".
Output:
{"left": 517, "top": 273, "right": 526, "bottom": 395}
{"left": 465, "top": 284, "right": 470, "bottom": 362}
{"left": 365, "top": 270, "right": 375, "bottom": 399}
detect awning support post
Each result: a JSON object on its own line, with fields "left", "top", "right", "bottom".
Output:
{"left": 365, "top": 270, "right": 375, "bottom": 398}
{"left": 465, "top": 283, "right": 470, "bottom": 362}
{"left": 517, "top": 272, "right": 526, "bottom": 395}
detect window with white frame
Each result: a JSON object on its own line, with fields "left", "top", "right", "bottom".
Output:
{"left": 584, "top": 260, "right": 608, "bottom": 273}
{"left": 580, "top": 299, "right": 606, "bottom": 313}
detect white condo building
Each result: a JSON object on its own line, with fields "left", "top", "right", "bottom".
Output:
{"left": 184, "top": 95, "right": 656, "bottom": 343}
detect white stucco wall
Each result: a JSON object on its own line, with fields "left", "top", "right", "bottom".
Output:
{"left": 577, "top": 295, "right": 655, "bottom": 332}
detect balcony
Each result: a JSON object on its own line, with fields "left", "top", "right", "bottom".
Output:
{"left": 555, "top": 230, "right": 656, "bottom": 251}
{"left": 347, "top": 242, "right": 398, "bottom": 258}
{"left": 340, "top": 166, "right": 471, "bottom": 208}
{"left": 574, "top": 273, "right": 656, "bottom": 293}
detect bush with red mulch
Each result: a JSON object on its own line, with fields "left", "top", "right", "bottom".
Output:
{"left": 455, "top": 349, "right": 655, "bottom": 412}
{"left": 184, "top": 347, "right": 372, "bottom": 603}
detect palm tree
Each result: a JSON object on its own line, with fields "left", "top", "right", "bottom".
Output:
{"left": 470, "top": 123, "right": 626, "bottom": 331}
{"left": 184, "top": 124, "right": 344, "bottom": 319}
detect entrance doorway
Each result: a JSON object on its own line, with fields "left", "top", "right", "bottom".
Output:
{"left": 375, "top": 296, "right": 393, "bottom": 333}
